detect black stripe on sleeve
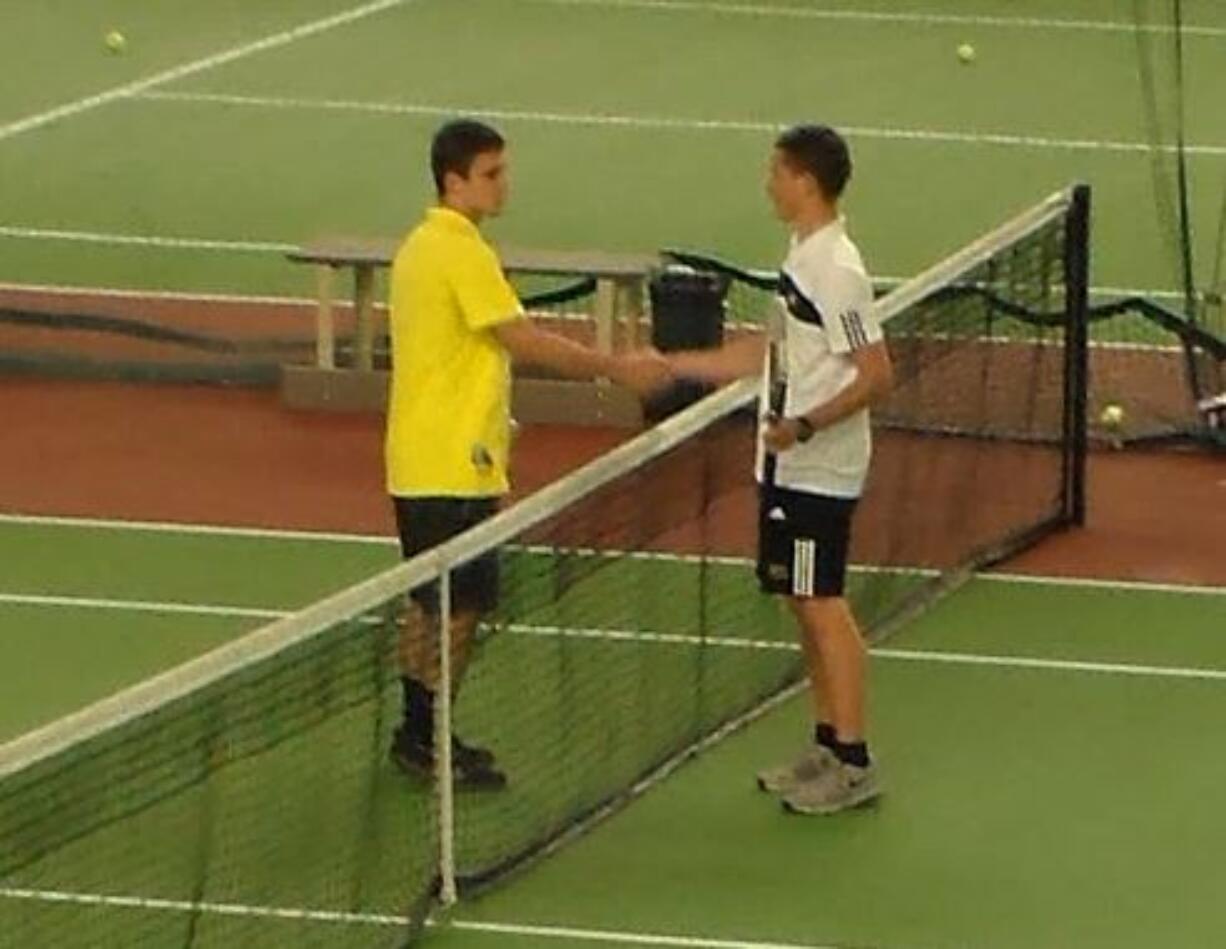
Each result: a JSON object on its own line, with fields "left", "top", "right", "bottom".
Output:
{"left": 840, "top": 311, "right": 868, "bottom": 351}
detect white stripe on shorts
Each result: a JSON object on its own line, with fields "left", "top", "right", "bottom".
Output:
{"left": 792, "top": 538, "right": 816, "bottom": 596}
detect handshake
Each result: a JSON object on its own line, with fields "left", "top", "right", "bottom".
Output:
{"left": 603, "top": 346, "right": 678, "bottom": 397}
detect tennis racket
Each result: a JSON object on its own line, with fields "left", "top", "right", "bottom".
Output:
{"left": 762, "top": 299, "right": 787, "bottom": 488}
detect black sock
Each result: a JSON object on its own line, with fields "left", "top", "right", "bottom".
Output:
{"left": 814, "top": 722, "right": 837, "bottom": 750}
{"left": 831, "top": 739, "right": 870, "bottom": 768}
{"left": 401, "top": 676, "right": 434, "bottom": 745}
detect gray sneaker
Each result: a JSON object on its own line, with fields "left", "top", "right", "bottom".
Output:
{"left": 781, "top": 760, "right": 881, "bottom": 815}
{"left": 755, "top": 745, "right": 838, "bottom": 795}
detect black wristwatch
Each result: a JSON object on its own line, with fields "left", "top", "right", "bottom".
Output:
{"left": 790, "top": 416, "right": 816, "bottom": 443}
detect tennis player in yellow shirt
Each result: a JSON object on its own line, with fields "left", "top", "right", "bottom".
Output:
{"left": 387, "top": 119, "right": 670, "bottom": 788}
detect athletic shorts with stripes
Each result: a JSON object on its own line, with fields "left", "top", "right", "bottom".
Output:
{"left": 756, "top": 484, "right": 857, "bottom": 598}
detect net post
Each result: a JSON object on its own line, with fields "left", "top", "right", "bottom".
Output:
{"left": 1063, "top": 184, "right": 1091, "bottom": 526}
{"left": 435, "top": 565, "right": 458, "bottom": 907}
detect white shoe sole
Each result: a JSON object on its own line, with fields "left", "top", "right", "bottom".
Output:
{"left": 781, "top": 780, "right": 881, "bottom": 815}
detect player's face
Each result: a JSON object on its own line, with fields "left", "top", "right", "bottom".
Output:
{"left": 455, "top": 149, "right": 509, "bottom": 218}
{"left": 766, "top": 149, "right": 804, "bottom": 222}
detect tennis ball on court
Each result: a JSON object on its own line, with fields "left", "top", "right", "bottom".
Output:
{"left": 1100, "top": 403, "right": 1125, "bottom": 428}
{"left": 104, "top": 30, "right": 127, "bottom": 54}
{"left": 957, "top": 43, "right": 976, "bottom": 64}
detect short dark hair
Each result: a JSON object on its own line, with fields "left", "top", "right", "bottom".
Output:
{"left": 431, "top": 119, "right": 506, "bottom": 196}
{"left": 774, "top": 124, "right": 852, "bottom": 200}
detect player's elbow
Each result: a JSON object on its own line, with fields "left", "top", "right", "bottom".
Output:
{"left": 854, "top": 344, "right": 893, "bottom": 403}
{"left": 491, "top": 319, "right": 535, "bottom": 363}
{"left": 873, "top": 354, "right": 895, "bottom": 400}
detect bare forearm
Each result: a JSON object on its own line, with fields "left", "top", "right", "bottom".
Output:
{"left": 797, "top": 375, "right": 879, "bottom": 430}
{"left": 495, "top": 321, "right": 612, "bottom": 379}
{"left": 667, "top": 334, "right": 765, "bottom": 384}
{"left": 493, "top": 319, "right": 673, "bottom": 394}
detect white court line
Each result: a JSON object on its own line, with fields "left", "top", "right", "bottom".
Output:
{"left": 0, "top": 225, "right": 293, "bottom": 255}
{"left": 0, "top": 591, "right": 286, "bottom": 620}
{"left": 0, "top": 281, "right": 319, "bottom": 309}
{"left": 532, "top": 0, "right": 1226, "bottom": 37}
{"left": 1, "top": 512, "right": 1222, "bottom": 597}
{"left": 0, "top": 0, "right": 413, "bottom": 144}
{"left": 0, "top": 512, "right": 397, "bottom": 545}
{"left": 1, "top": 591, "right": 1222, "bottom": 681}
{"left": 0, "top": 266, "right": 1199, "bottom": 346}
{"left": 511, "top": 623, "right": 1226, "bottom": 682}
{"left": 871, "top": 647, "right": 1226, "bottom": 683}
{"left": 0, "top": 888, "right": 843, "bottom": 949}
{"left": 0, "top": 265, "right": 1190, "bottom": 306}
{"left": 135, "top": 90, "right": 1226, "bottom": 157}
{"left": 0, "top": 887, "right": 408, "bottom": 929}
{"left": 507, "top": 622, "right": 798, "bottom": 653}
{"left": 977, "top": 572, "right": 1226, "bottom": 597}
{"left": 448, "top": 918, "right": 842, "bottom": 949}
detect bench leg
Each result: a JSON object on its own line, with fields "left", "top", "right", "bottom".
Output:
{"left": 617, "top": 276, "right": 645, "bottom": 351}
{"left": 354, "top": 264, "right": 376, "bottom": 371}
{"left": 316, "top": 264, "right": 335, "bottom": 369}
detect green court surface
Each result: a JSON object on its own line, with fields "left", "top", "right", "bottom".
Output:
{"left": 1, "top": 0, "right": 1224, "bottom": 303}
{"left": 1, "top": 515, "right": 1223, "bottom": 948}
{"left": 3, "top": 3, "right": 1225, "bottom": 945}
{"left": 0, "top": 519, "right": 396, "bottom": 738}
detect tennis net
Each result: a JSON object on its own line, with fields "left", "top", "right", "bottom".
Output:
{"left": 0, "top": 184, "right": 1089, "bottom": 945}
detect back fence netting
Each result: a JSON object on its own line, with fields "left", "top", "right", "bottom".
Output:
{"left": 1130, "top": 0, "right": 1225, "bottom": 444}
{"left": 0, "top": 275, "right": 600, "bottom": 387}
{"left": 0, "top": 185, "right": 1089, "bottom": 946}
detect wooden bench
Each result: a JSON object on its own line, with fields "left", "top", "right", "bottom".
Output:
{"left": 283, "top": 238, "right": 661, "bottom": 426}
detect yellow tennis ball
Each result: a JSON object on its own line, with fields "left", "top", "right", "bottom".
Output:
{"left": 1100, "top": 403, "right": 1125, "bottom": 427}
{"left": 104, "top": 30, "right": 127, "bottom": 54}
{"left": 957, "top": 43, "right": 976, "bottom": 64}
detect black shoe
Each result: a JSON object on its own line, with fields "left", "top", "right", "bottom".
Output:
{"left": 390, "top": 728, "right": 507, "bottom": 791}
{"left": 389, "top": 726, "right": 434, "bottom": 781}
{"left": 451, "top": 738, "right": 507, "bottom": 790}
{"left": 452, "top": 733, "right": 496, "bottom": 769}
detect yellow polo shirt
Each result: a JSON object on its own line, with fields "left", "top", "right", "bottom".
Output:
{"left": 385, "top": 206, "right": 523, "bottom": 497}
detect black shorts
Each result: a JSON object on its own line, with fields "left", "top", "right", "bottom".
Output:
{"left": 392, "top": 496, "right": 500, "bottom": 615}
{"left": 756, "top": 485, "right": 857, "bottom": 598}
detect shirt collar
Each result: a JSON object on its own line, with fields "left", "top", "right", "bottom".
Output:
{"left": 790, "top": 216, "right": 844, "bottom": 253}
{"left": 426, "top": 205, "right": 481, "bottom": 237}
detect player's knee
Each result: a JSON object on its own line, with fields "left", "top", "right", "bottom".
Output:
{"left": 789, "top": 592, "right": 846, "bottom": 608}
{"left": 788, "top": 593, "right": 848, "bottom": 629}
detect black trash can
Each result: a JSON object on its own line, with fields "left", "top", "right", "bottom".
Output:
{"left": 644, "top": 266, "right": 728, "bottom": 421}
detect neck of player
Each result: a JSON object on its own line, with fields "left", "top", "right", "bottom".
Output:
{"left": 791, "top": 201, "right": 837, "bottom": 241}
{"left": 441, "top": 197, "right": 485, "bottom": 226}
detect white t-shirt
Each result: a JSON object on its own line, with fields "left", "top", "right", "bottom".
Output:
{"left": 755, "top": 219, "right": 883, "bottom": 498}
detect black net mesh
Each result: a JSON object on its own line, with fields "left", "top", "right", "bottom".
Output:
{"left": 447, "top": 187, "right": 1089, "bottom": 891}
{"left": 0, "top": 597, "right": 436, "bottom": 948}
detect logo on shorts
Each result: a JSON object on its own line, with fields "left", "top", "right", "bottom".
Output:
{"left": 767, "top": 507, "right": 787, "bottom": 522}
{"left": 767, "top": 564, "right": 789, "bottom": 580}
